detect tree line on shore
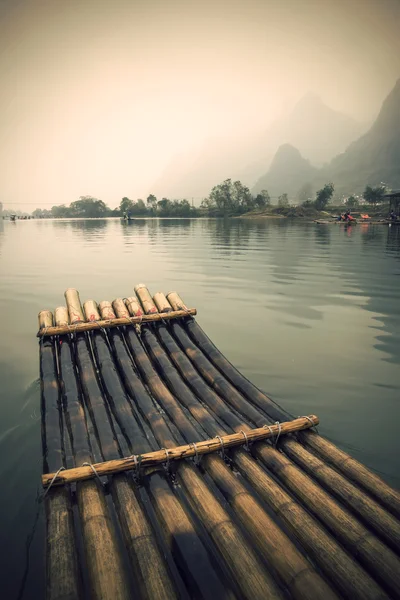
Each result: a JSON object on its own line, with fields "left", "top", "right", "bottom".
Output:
{"left": 30, "top": 182, "right": 390, "bottom": 219}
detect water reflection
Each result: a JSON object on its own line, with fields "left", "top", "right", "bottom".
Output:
{"left": 386, "top": 225, "right": 400, "bottom": 259}
{"left": 313, "top": 223, "right": 331, "bottom": 245}
{"left": 209, "top": 218, "right": 252, "bottom": 254}
{"left": 360, "top": 224, "right": 384, "bottom": 245}
{"left": 53, "top": 218, "right": 109, "bottom": 238}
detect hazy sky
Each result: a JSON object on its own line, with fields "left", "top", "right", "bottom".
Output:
{"left": 1, "top": 0, "right": 399, "bottom": 211}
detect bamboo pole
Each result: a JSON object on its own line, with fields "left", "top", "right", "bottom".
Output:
{"left": 98, "top": 300, "right": 116, "bottom": 319}
{"left": 296, "top": 430, "right": 400, "bottom": 520}
{"left": 83, "top": 299, "right": 235, "bottom": 599}
{"left": 281, "top": 437, "right": 400, "bottom": 554}
{"left": 112, "top": 298, "right": 130, "bottom": 319}
{"left": 150, "top": 307, "right": 389, "bottom": 600}
{"left": 156, "top": 295, "right": 400, "bottom": 592}
{"left": 232, "top": 449, "right": 389, "bottom": 600}
{"left": 170, "top": 317, "right": 267, "bottom": 427}
{"left": 63, "top": 296, "right": 182, "bottom": 600}
{"left": 54, "top": 306, "right": 69, "bottom": 327}
{"left": 85, "top": 303, "right": 156, "bottom": 452}
{"left": 64, "top": 288, "right": 85, "bottom": 324}
{"left": 172, "top": 296, "right": 400, "bottom": 549}
{"left": 255, "top": 444, "right": 400, "bottom": 598}
{"left": 174, "top": 291, "right": 400, "bottom": 519}
{"left": 43, "top": 416, "right": 317, "bottom": 486}
{"left": 125, "top": 291, "right": 339, "bottom": 600}
{"left": 115, "top": 300, "right": 289, "bottom": 600}
{"left": 39, "top": 311, "right": 82, "bottom": 600}
{"left": 55, "top": 306, "right": 136, "bottom": 600}
{"left": 83, "top": 300, "right": 101, "bottom": 322}
{"left": 36, "top": 308, "right": 197, "bottom": 337}
{"left": 166, "top": 319, "right": 400, "bottom": 597}
{"left": 166, "top": 291, "right": 188, "bottom": 311}
{"left": 170, "top": 316, "right": 400, "bottom": 596}
{"left": 124, "top": 296, "right": 143, "bottom": 317}
{"left": 153, "top": 292, "right": 173, "bottom": 313}
{"left": 134, "top": 283, "right": 158, "bottom": 314}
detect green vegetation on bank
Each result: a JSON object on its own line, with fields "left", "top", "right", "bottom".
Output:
{"left": 31, "top": 181, "right": 394, "bottom": 220}
{"left": 32, "top": 195, "right": 199, "bottom": 219}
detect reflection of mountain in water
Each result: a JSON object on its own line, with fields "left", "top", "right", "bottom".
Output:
{"left": 53, "top": 218, "right": 109, "bottom": 236}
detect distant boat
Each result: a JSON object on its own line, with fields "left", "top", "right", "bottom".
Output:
{"left": 10, "top": 214, "right": 16, "bottom": 222}
{"left": 121, "top": 214, "right": 135, "bottom": 222}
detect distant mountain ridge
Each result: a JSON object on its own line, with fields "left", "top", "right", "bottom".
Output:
{"left": 252, "top": 78, "right": 400, "bottom": 198}
{"left": 263, "top": 92, "right": 363, "bottom": 167}
{"left": 323, "top": 78, "right": 400, "bottom": 193}
{"left": 252, "top": 144, "right": 317, "bottom": 197}
{"left": 152, "top": 94, "right": 364, "bottom": 198}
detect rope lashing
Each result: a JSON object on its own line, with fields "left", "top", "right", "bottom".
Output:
{"left": 215, "top": 435, "right": 225, "bottom": 459}
{"left": 82, "top": 463, "right": 103, "bottom": 485}
{"left": 274, "top": 421, "right": 282, "bottom": 447}
{"left": 42, "top": 467, "right": 65, "bottom": 499}
{"left": 163, "top": 448, "right": 171, "bottom": 471}
{"left": 263, "top": 423, "right": 282, "bottom": 448}
{"left": 190, "top": 442, "right": 201, "bottom": 466}
{"left": 134, "top": 314, "right": 143, "bottom": 335}
{"left": 263, "top": 424, "right": 275, "bottom": 441}
{"left": 133, "top": 454, "right": 142, "bottom": 482}
{"left": 298, "top": 415, "right": 319, "bottom": 433}
{"left": 40, "top": 327, "right": 49, "bottom": 342}
{"left": 181, "top": 305, "right": 193, "bottom": 320}
{"left": 82, "top": 462, "right": 104, "bottom": 486}
{"left": 240, "top": 430, "right": 250, "bottom": 452}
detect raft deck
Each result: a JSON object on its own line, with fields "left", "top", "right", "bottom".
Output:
{"left": 38, "top": 286, "right": 400, "bottom": 600}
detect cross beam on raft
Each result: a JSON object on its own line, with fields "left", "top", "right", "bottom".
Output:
{"left": 42, "top": 415, "right": 319, "bottom": 487}
{"left": 36, "top": 308, "right": 196, "bottom": 337}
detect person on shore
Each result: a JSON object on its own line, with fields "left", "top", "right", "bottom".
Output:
{"left": 338, "top": 210, "right": 355, "bottom": 222}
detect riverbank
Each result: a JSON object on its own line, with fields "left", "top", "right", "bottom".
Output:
{"left": 237, "top": 204, "right": 393, "bottom": 221}
{"left": 237, "top": 206, "right": 322, "bottom": 220}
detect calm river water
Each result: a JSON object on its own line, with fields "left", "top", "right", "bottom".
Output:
{"left": 1, "top": 217, "right": 399, "bottom": 598}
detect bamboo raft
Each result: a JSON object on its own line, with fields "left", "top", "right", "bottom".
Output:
{"left": 38, "top": 285, "right": 400, "bottom": 600}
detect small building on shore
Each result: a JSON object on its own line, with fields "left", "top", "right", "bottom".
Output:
{"left": 384, "top": 190, "right": 400, "bottom": 215}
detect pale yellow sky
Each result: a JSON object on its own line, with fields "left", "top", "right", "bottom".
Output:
{"left": 0, "top": 0, "right": 399, "bottom": 211}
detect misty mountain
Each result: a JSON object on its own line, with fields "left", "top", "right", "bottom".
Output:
{"left": 322, "top": 78, "right": 400, "bottom": 194}
{"left": 252, "top": 79, "right": 400, "bottom": 198}
{"left": 151, "top": 95, "right": 363, "bottom": 199}
{"left": 263, "top": 92, "right": 363, "bottom": 167}
{"left": 252, "top": 144, "right": 317, "bottom": 197}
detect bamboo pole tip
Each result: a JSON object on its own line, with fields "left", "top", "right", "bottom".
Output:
{"left": 112, "top": 298, "right": 130, "bottom": 318}
{"left": 124, "top": 296, "right": 143, "bottom": 316}
{"left": 166, "top": 291, "right": 187, "bottom": 311}
{"left": 134, "top": 283, "right": 147, "bottom": 293}
{"left": 38, "top": 310, "right": 54, "bottom": 329}
{"left": 64, "top": 287, "right": 79, "bottom": 296}
{"left": 98, "top": 300, "right": 116, "bottom": 320}
{"left": 83, "top": 300, "right": 101, "bottom": 322}
{"left": 153, "top": 292, "right": 173, "bottom": 313}
{"left": 54, "top": 306, "right": 69, "bottom": 327}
